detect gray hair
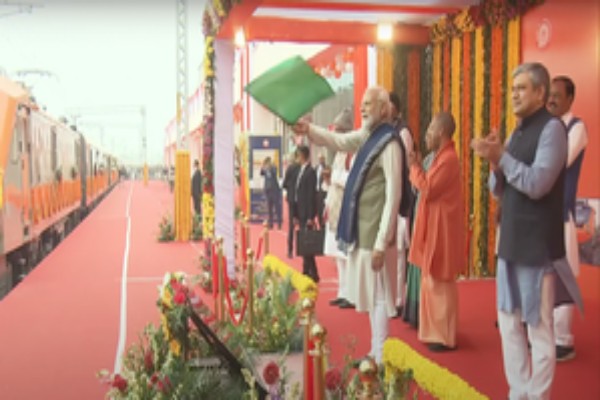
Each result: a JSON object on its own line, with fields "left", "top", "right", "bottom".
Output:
{"left": 333, "top": 107, "right": 354, "bottom": 132}
{"left": 512, "top": 62, "right": 551, "bottom": 102}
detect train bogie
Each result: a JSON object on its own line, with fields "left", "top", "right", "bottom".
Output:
{"left": 0, "top": 77, "right": 120, "bottom": 299}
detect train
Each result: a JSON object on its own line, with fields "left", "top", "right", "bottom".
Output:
{"left": 0, "top": 77, "right": 121, "bottom": 299}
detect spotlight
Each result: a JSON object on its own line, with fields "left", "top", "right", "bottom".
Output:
{"left": 377, "top": 23, "right": 393, "bottom": 42}
{"left": 234, "top": 29, "right": 246, "bottom": 48}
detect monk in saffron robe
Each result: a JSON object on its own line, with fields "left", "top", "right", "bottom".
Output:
{"left": 408, "top": 112, "right": 466, "bottom": 352}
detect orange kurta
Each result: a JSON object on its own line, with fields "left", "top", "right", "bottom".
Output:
{"left": 408, "top": 141, "right": 466, "bottom": 282}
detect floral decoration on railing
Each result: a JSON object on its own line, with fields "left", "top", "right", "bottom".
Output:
{"left": 98, "top": 272, "right": 252, "bottom": 399}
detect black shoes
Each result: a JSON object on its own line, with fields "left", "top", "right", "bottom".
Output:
{"left": 556, "top": 345, "right": 575, "bottom": 362}
{"left": 392, "top": 306, "right": 403, "bottom": 319}
{"left": 338, "top": 299, "right": 355, "bottom": 309}
{"left": 330, "top": 298, "right": 344, "bottom": 306}
{"left": 329, "top": 298, "right": 355, "bottom": 309}
{"left": 427, "top": 343, "right": 456, "bottom": 352}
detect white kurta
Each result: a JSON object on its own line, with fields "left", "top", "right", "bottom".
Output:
{"left": 554, "top": 112, "right": 588, "bottom": 347}
{"left": 324, "top": 151, "right": 350, "bottom": 258}
{"left": 308, "top": 124, "right": 402, "bottom": 317}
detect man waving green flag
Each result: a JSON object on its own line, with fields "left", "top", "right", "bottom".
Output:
{"left": 245, "top": 56, "right": 335, "bottom": 124}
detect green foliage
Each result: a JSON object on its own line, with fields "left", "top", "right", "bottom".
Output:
{"left": 158, "top": 214, "right": 175, "bottom": 242}
{"left": 226, "top": 268, "right": 303, "bottom": 353}
{"left": 191, "top": 213, "right": 203, "bottom": 241}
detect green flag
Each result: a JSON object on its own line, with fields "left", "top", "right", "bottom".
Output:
{"left": 245, "top": 56, "right": 335, "bottom": 125}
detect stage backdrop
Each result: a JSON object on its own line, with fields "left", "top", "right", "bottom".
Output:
{"left": 248, "top": 135, "right": 282, "bottom": 224}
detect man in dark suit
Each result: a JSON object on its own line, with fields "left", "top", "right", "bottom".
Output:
{"left": 293, "top": 145, "right": 319, "bottom": 282}
{"left": 191, "top": 159, "right": 202, "bottom": 215}
{"left": 282, "top": 151, "right": 301, "bottom": 258}
{"left": 260, "top": 157, "right": 282, "bottom": 229}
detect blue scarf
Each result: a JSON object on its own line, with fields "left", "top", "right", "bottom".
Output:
{"left": 336, "top": 123, "right": 398, "bottom": 252}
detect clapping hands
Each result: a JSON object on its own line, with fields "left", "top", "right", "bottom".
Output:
{"left": 471, "top": 131, "right": 504, "bottom": 167}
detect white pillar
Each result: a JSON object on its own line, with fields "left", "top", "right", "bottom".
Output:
{"left": 214, "top": 39, "right": 236, "bottom": 277}
{"left": 367, "top": 44, "right": 378, "bottom": 88}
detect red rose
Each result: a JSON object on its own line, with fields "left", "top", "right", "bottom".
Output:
{"left": 144, "top": 350, "right": 154, "bottom": 371}
{"left": 156, "top": 376, "right": 172, "bottom": 393}
{"left": 256, "top": 288, "right": 265, "bottom": 299}
{"left": 150, "top": 373, "right": 159, "bottom": 384}
{"left": 229, "top": 279, "right": 239, "bottom": 289}
{"left": 325, "top": 368, "right": 342, "bottom": 392}
{"left": 173, "top": 290, "right": 187, "bottom": 305}
{"left": 262, "top": 361, "right": 280, "bottom": 385}
{"left": 111, "top": 374, "right": 128, "bottom": 393}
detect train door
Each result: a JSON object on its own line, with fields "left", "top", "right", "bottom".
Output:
{"left": 21, "top": 112, "right": 32, "bottom": 235}
{"left": 80, "top": 136, "right": 87, "bottom": 207}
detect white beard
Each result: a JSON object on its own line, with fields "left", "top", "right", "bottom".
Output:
{"left": 361, "top": 115, "right": 375, "bottom": 131}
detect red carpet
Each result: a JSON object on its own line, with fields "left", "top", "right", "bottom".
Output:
{"left": 0, "top": 181, "right": 597, "bottom": 399}
{"left": 0, "top": 181, "right": 200, "bottom": 399}
{"left": 252, "top": 213, "right": 600, "bottom": 399}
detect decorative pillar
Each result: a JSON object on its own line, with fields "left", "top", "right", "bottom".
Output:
{"left": 214, "top": 38, "right": 236, "bottom": 278}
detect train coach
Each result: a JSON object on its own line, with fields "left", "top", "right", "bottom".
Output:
{"left": 0, "top": 77, "right": 120, "bottom": 299}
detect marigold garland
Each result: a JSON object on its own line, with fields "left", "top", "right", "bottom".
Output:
{"left": 505, "top": 17, "right": 521, "bottom": 137}
{"left": 442, "top": 41, "right": 451, "bottom": 112}
{"left": 487, "top": 23, "right": 504, "bottom": 275}
{"left": 430, "top": 0, "right": 543, "bottom": 42}
{"left": 407, "top": 49, "right": 421, "bottom": 141}
{"left": 479, "top": 25, "right": 491, "bottom": 276}
{"left": 382, "top": 339, "right": 489, "bottom": 400}
{"left": 472, "top": 27, "right": 484, "bottom": 277}
{"left": 262, "top": 255, "right": 318, "bottom": 301}
{"left": 202, "top": 192, "right": 215, "bottom": 239}
{"left": 461, "top": 31, "right": 473, "bottom": 275}
{"left": 432, "top": 44, "right": 442, "bottom": 116}
{"left": 450, "top": 37, "right": 462, "bottom": 155}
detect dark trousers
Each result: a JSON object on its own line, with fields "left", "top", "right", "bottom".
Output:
{"left": 287, "top": 202, "right": 294, "bottom": 255}
{"left": 299, "top": 221, "right": 319, "bottom": 282}
{"left": 192, "top": 195, "right": 201, "bottom": 215}
{"left": 316, "top": 190, "right": 326, "bottom": 228}
{"left": 266, "top": 191, "right": 282, "bottom": 228}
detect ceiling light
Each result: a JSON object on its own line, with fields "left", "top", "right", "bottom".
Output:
{"left": 234, "top": 29, "right": 246, "bottom": 48}
{"left": 377, "top": 23, "right": 393, "bottom": 42}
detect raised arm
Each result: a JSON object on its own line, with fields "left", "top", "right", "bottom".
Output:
{"left": 308, "top": 124, "right": 366, "bottom": 152}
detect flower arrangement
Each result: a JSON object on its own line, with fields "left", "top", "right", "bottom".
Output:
{"left": 262, "top": 254, "right": 318, "bottom": 301}
{"left": 242, "top": 353, "right": 302, "bottom": 400}
{"left": 226, "top": 267, "right": 303, "bottom": 353}
{"left": 320, "top": 337, "right": 414, "bottom": 400}
{"left": 157, "top": 213, "right": 175, "bottom": 242}
{"left": 99, "top": 272, "right": 254, "bottom": 399}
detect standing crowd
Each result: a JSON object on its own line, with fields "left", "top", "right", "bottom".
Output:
{"left": 265, "top": 61, "right": 585, "bottom": 400}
